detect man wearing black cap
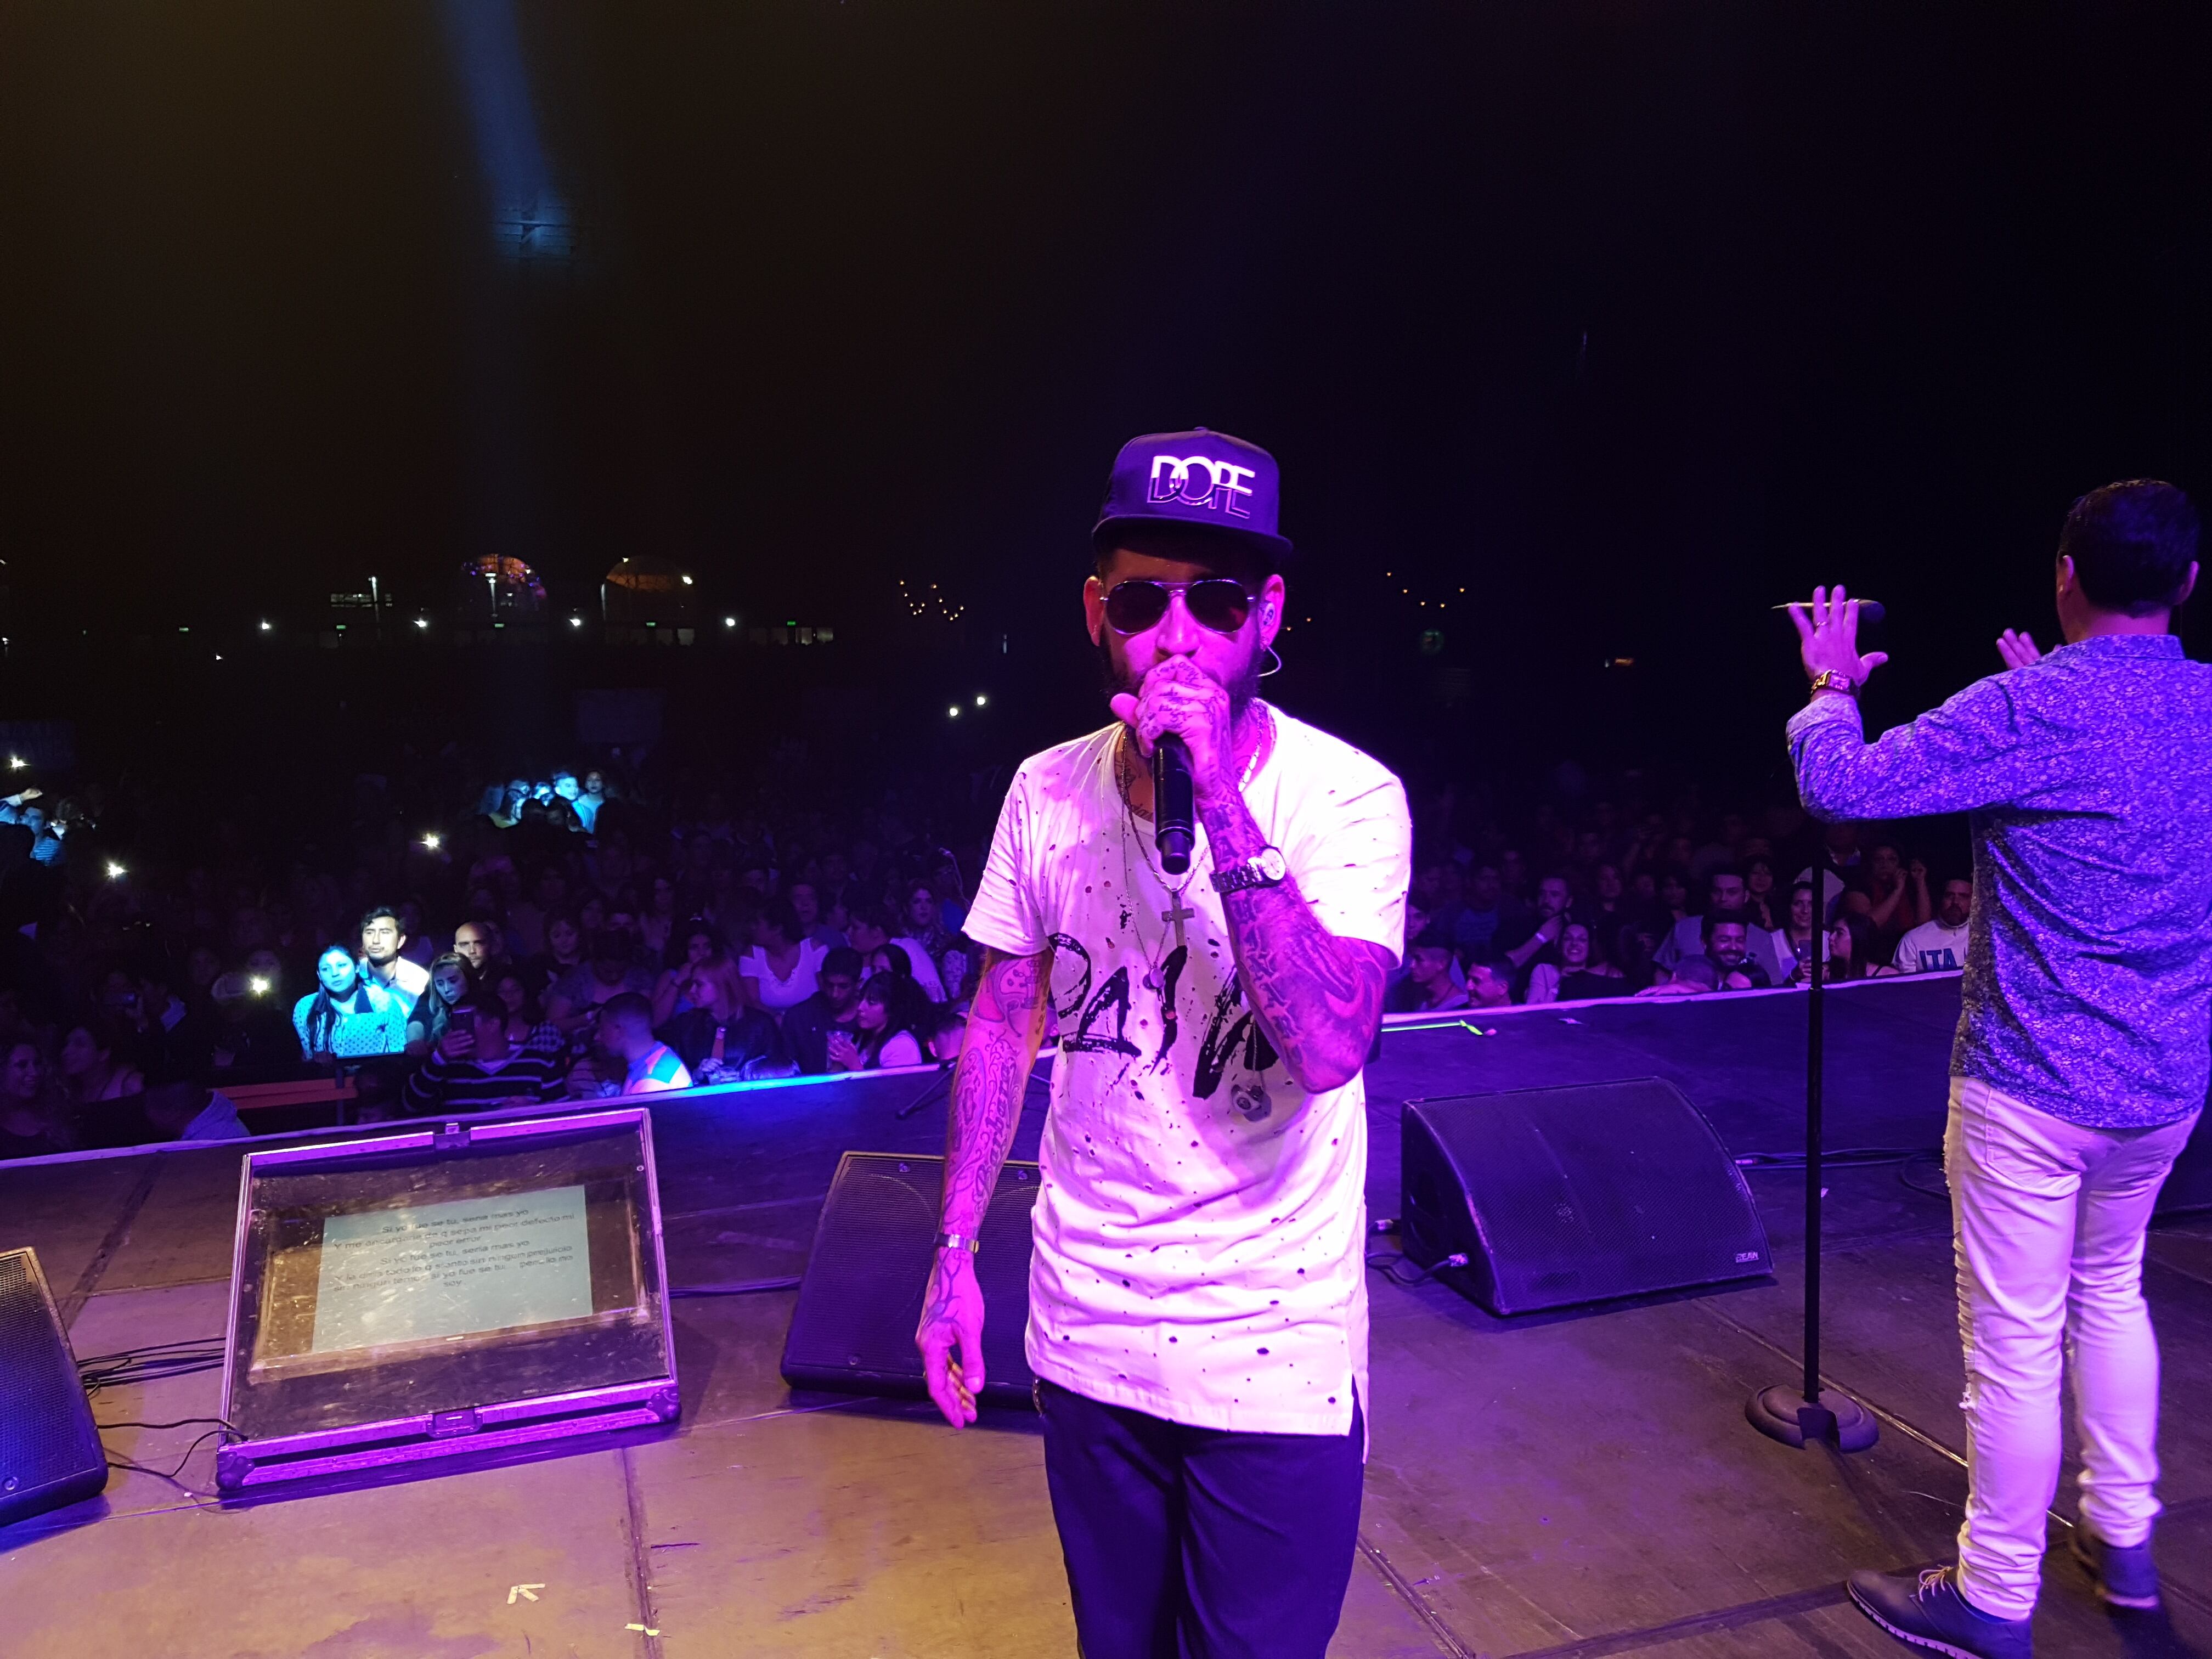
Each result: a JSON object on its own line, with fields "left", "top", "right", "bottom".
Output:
{"left": 918, "top": 430, "right": 1411, "bottom": 1658}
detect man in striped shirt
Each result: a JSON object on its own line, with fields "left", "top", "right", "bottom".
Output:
{"left": 405, "top": 999, "right": 567, "bottom": 1115}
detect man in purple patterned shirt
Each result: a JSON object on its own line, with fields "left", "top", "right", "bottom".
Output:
{"left": 1788, "top": 481, "right": 2208, "bottom": 1659}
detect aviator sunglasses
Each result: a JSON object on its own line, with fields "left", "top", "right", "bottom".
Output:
{"left": 1102, "top": 578, "right": 1255, "bottom": 636}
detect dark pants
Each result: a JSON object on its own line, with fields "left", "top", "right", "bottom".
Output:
{"left": 1037, "top": 1378, "right": 1364, "bottom": 1659}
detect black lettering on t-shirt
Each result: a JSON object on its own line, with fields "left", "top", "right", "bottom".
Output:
{"left": 1066, "top": 965, "right": 1140, "bottom": 1058}
{"left": 1193, "top": 972, "right": 1280, "bottom": 1099}
{"left": 1149, "top": 945, "right": 1189, "bottom": 1071}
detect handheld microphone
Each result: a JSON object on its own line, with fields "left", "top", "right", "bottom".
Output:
{"left": 1773, "top": 599, "right": 1884, "bottom": 625}
{"left": 1153, "top": 736, "right": 1195, "bottom": 875}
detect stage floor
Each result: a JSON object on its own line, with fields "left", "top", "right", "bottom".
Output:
{"left": 3, "top": 974, "right": 2209, "bottom": 1658}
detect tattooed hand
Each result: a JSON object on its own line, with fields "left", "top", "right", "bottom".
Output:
{"left": 916, "top": 944, "right": 1051, "bottom": 1427}
{"left": 1110, "top": 656, "right": 1239, "bottom": 801}
{"left": 918, "top": 1248, "right": 986, "bottom": 1427}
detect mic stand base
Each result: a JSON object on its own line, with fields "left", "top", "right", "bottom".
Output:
{"left": 1746, "top": 1384, "right": 1880, "bottom": 1451}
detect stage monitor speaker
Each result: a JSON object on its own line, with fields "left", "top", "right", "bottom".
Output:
{"left": 0, "top": 1246, "right": 108, "bottom": 1526}
{"left": 782, "top": 1152, "right": 1039, "bottom": 1408}
{"left": 1401, "top": 1077, "right": 1771, "bottom": 1316}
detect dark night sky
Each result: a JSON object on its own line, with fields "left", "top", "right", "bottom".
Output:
{"left": 3, "top": 2, "right": 2209, "bottom": 773}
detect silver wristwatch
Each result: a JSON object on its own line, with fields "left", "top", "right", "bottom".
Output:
{"left": 1215, "top": 845, "right": 1288, "bottom": 894}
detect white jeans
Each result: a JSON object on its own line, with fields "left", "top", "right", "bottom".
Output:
{"left": 1946, "top": 1075, "right": 2199, "bottom": 1620}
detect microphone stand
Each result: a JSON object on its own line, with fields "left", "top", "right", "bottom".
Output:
{"left": 1747, "top": 842, "right": 1879, "bottom": 1452}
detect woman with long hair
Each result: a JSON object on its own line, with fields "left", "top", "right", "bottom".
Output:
{"left": 405, "top": 953, "right": 473, "bottom": 1057}
{"left": 1523, "top": 922, "right": 1627, "bottom": 1003}
{"left": 739, "top": 896, "right": 830, "bottom": 1018}
{"left": 0, "top": 1040, "right": 74, "bottom": 1159}
{"left": 1826, "top": 911, "right": 1887, "bottom": 981}
{"left": 526, "top": 911, "right": 587, "bottom": 1003}
{"left": 639, "top": 875, "right": 681, "bottom": 961}
{"left": 59, "top": 1019, "right": 145, "bottom": 1104}
{"left": 827, "top": 971, "right": 925, "bottom": 1071}
{"left": 652, "top": 919, "right": 724, "bottom": 1026}
{"left": 292, "top": 945, "right": 407, "bottom": 1062}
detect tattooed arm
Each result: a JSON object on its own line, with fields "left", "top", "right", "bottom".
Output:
{"left": 916, "top": 944, "right": 1052, "bottom": 1428}
{"left": 1200, "top": 791, "right": 1393, "bottom": 1093}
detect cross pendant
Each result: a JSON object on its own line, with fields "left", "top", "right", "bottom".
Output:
{"left": 1161, "top": 896, "right": 1195, "bottom": 956}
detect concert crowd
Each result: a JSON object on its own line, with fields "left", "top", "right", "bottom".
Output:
{"left": 0, "top": 750, "right": 1967, "bottom": 1161}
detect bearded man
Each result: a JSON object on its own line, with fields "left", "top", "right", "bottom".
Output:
{"left": 916, "top": 428, "right": 1410, "bottom": 1659}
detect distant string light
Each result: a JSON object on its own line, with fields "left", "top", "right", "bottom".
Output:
{"left": 899, "top": 578, "right": 966, "bottom": 623}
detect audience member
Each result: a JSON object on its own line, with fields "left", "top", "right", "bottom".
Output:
{"left": 1893, "top": 875, "right": 1972, "bottom": 973}
{"left": 827, "top": 971, "right": 925, "bottom": 1070}
{"left": 784, "top": 946, "right": 865, "bottom": 1074}
{"left": 405, "top": 953, "right": 472, "bottom": 1056}
{"left": 294, "top": 945, "right": 408, "bottom": 1060}
{"left": 1861, "top": 843, "right": 1931, "bottom": 961}
{"left": 1640, "top": 909, "right": 1770, "bottom": 997}
{"left": 926, "top": 1006, "right": 967, "bottom": 1063}
{"left": 1524, "top": 921, "right": 1627, "bottom": 1003}
{"left": 652, "top": 919, "right": 727, "bottom": 1026}
{"left": 789, "top": 881, "right": 845, "bottom": 950}
{"left": 1385, "top": 929, "right": 1469, "bottom": 1013}
{"left": 597, "top": 992, "right": 692, "bottom": 1094}
{"left": 740, "top": 896, "right": 831, "bottom": 1015}
{"left": 358, "top": 905, "right": 429, "bottom": 1014}
{"left": 59, "top": 1019, "right": 145, "bottom": 1105}
{"left": 545, "top": 930, "right": 656, "bottom": 1032}
{"left": 659, "top": 965, "right": 788, "bottom": 1084}
{"left": 1741, "top": 854, "right": 1782, "bottom": 933}
{"left": 1827, "top": 911, "right": 1885, "bottom": 981}
{"left": 453, "top": 917, "right": 506, "bottom": 981}
{"left": 405, "top": 998, "right": 567, "bottom": 1114}
{"left": 0, "top": 1040, "right": 72, "bottom": 1159}
{"left": 1655, "top": 868, "right": 1747, "bottom": 969}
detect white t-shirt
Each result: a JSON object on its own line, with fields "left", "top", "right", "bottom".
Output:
{"left": 738, "top": 939, "right": 829, "bottom": 1011}
{"left": 1893, "top": 917, "right": 1968, "bottom": 974}
{"left": 963, "top": 707, "right": 1411, "bottom": 1438}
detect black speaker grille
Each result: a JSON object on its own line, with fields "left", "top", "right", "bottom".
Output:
{"left": 1402, "top": 1079, "right": 1770, "bottom": 1315}
{"left": 781, "top": 1154, "right": 1039, "bottom": 1407}
{"left": 0, "top": 1247, "right": 108, "bottom": 1526}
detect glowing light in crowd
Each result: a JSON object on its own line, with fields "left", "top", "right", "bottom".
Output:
{"left": 105, "top": 862, "right": 126, "bottom": 880}
{"left": 259, "top": 620, "right": 272, "bottom": 632}
{"left": 249, "top": 977, "right": 270, "bottom": 996}
{"left": 948, "top": 706, "right": 961, "bottom": 718}
{"left": 414, "top": 617, "right": 431, "bottom": 630}
{"left": 569, "top": 616, "right": 584, "bottom": 628}
{"left": 422, "top": 833, "right": 442, "bottom": 851}
{"left": 975, "top": 694, "right": 987, "bottom": 706}
{"left": 6, "top": 757, "right": 22, "bottom": 771}
{"left": 680, "top": 575, "right": 694, "bottom": 585}
{"left": 724, "top": 616, "right": 737, "bottom": 628}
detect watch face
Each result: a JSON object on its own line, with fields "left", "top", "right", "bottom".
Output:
{"left": 1258, "top": 847, "right": 1288, "bottom": 882}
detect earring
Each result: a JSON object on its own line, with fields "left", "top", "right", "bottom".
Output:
{"left": 1260, "top": 644, "right": 1284, "bottom": 678}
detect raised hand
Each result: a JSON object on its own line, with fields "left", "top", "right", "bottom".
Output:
{"left": 1787, "top": 585, "right": 1889, "bottom": 689}
{"left": 1996, "top": 629, "right": 2043, "bottom": 671}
